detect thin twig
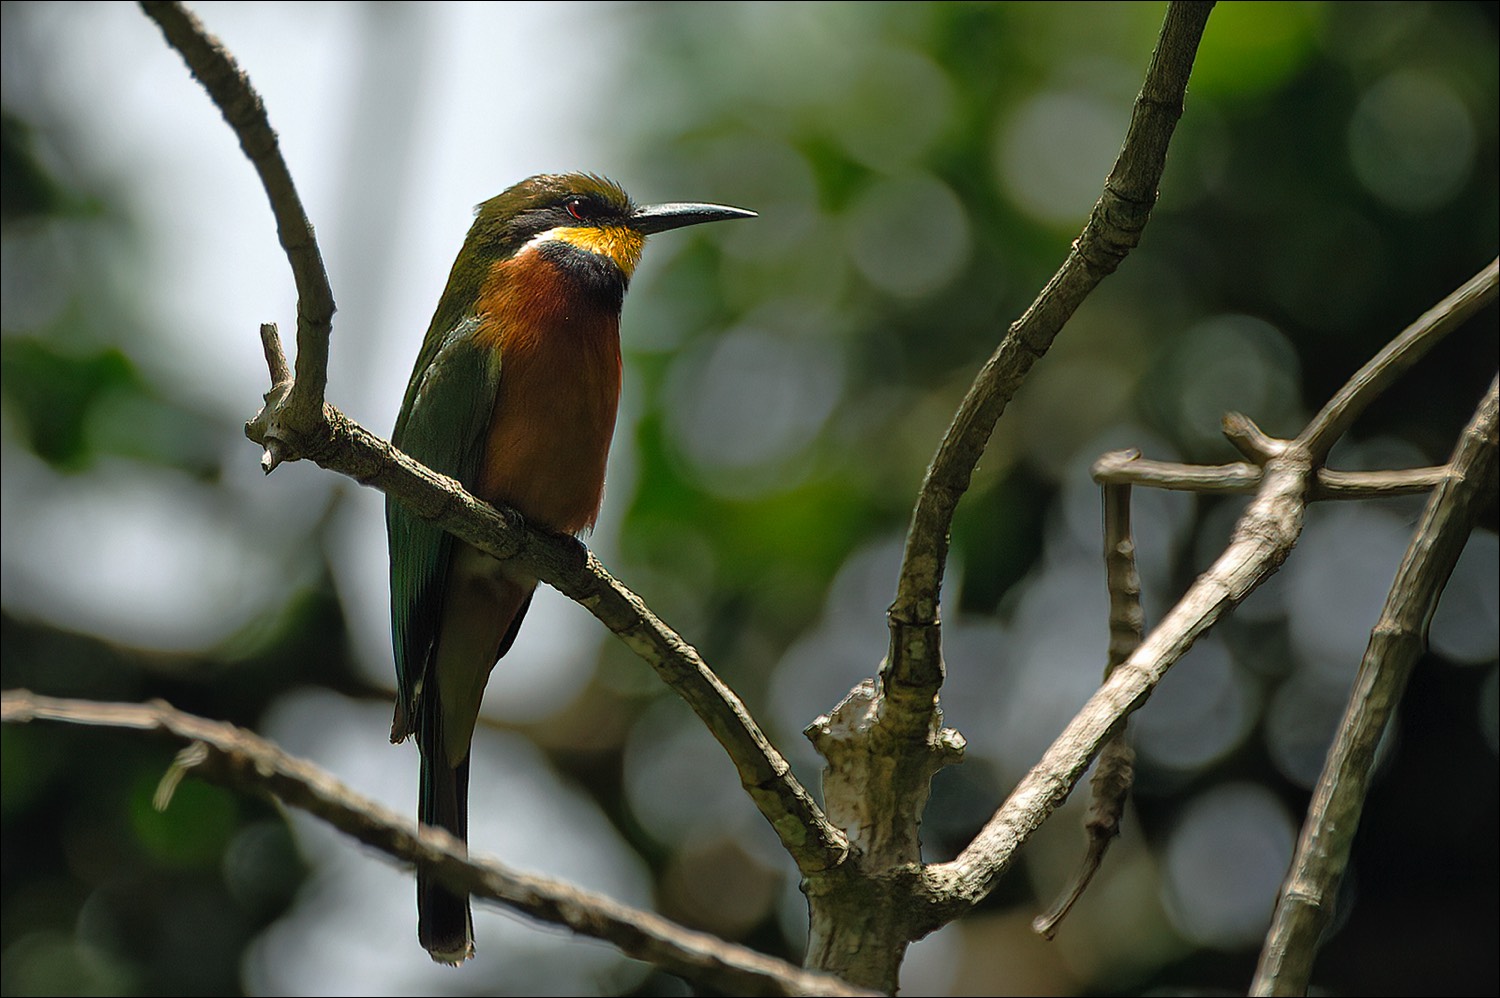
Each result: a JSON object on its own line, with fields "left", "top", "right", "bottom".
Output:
{"left": 1090, "top": 450, "right": 1449, "bottom": 499}
{"left": 1298, "top": 260, "right": 1498, "bottom": 460}
{"left": 1033, "top": 480, "right": 1141, "bottom": 938}
{"left": 256, "top": 322, "right": 292, "bottom": 472}
{"left": 0, "top": 691, "right": 874, "bottom": 998}
{"left": 1251, "top": 376, "right": 1500, "bottom": 996}
{"left": 140, "top": 1, "right": 333, "bottom": 426}
{"left": 259, "top": 321, "right": 291, "bottom": 385}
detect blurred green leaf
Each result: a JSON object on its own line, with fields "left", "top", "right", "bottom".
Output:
{"left": 0, "top": 337, "right": 139, "bottom": 470}
{"left": 0, "top": 334, "right": 225, "bottom": 477}
{"left": 1189, "top": 1, "right": 1321, "bottom": 99}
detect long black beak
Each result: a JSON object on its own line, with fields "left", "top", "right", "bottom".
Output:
{"left": 630, "top": 201, "right": 757, "bottom": 235}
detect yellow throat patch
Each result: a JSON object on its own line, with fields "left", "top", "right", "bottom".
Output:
{"left": 537, "top": 225, "right": 647, "bottom": 278}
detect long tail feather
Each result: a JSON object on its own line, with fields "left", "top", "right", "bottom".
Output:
{"left": 417, "top": 695, "right": 474, "bottom": 964}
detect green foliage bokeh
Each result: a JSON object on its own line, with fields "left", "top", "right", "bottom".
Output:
{"left": 2, "top": 3, "right": 1496, "bottom": 996}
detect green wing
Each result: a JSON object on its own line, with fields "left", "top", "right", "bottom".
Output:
{"left": 387, "top": 315, "right": 503, "bottom": 741}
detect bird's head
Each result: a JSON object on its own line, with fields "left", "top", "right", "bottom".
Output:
{"left": 467, "top": 172, "right": 755, "bottom": 280}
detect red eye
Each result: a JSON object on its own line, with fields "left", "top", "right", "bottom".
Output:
{"left": 565, "top": 198, "right": 589, "bottom": 221}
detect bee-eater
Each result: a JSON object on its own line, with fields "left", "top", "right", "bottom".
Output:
{"left": 386, "top": 173, "right": 753, "bottom": 964}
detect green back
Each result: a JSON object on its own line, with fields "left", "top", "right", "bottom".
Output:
{"left": 387, "top": 174, "right": 635, "bottom": 736}
{"left": 387, "top": 308, "right": 503, "bottom": 739}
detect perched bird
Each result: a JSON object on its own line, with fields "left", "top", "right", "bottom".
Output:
{"left": 387, "top": 173, "right": 753, "bottom": 964}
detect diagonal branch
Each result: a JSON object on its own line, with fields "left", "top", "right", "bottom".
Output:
{"left": 1298, "top": 260, "right": 1498, "bottom": 460}
{"left": 925, "top": 437, "right": 1313, "bottom": 922}
{"left": 1092, "top": 256, "right": 1497, "bottom": 500}
{"left": 1251, "top": 375, "right": 1500, "bottom": 996}
{"left": 141, "top": 4, "right": 848, "bottom": 877}
{"left": 0, "top": 691, "right": 874, "bottom": 998}
{"left": 912, "top": 261, "right": 1497, "bottom": 932}
{"left": 884, "top": 0, "right": 1216, "bottom": 722}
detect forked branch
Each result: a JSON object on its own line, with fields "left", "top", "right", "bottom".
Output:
{"left": 915, "top": 259, "right": 1496, "bottom": 930}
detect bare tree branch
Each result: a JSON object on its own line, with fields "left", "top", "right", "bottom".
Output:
{"left": 884, "top": 0, "right": 1216, "bottom": 715}
{"left": 124, "top": 2, "right": 1499, "bottom": 993}
{"left": 1091, "top": 449, "right": 1449, "bottom": 499}
{"left": 140, "top": 1, "right": 332, "bottom": 435}
{"left": 915, "top": 260, "right": 1497, "bottom": 931}
{"left": 927, "top": 433, "right": 1311, "bottom": 919}
{"left": 0, "top": 690, "right": 875, "bottom": 998}
{"left": 1033, "top": 479, "right": 1141, "bottom": 939}
{"left": 1297, "top": 260, "right": 1499, "bottom": 460}
{"left": 140, "top": 2, "right": 847, "bottom": 878}
{"left": 1251, "top": 375, "right": 1500, "bottom": 996}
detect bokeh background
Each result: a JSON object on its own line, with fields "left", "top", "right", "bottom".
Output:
{"left": 2, "top": 2, "right": 1496, "bottom": 995}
